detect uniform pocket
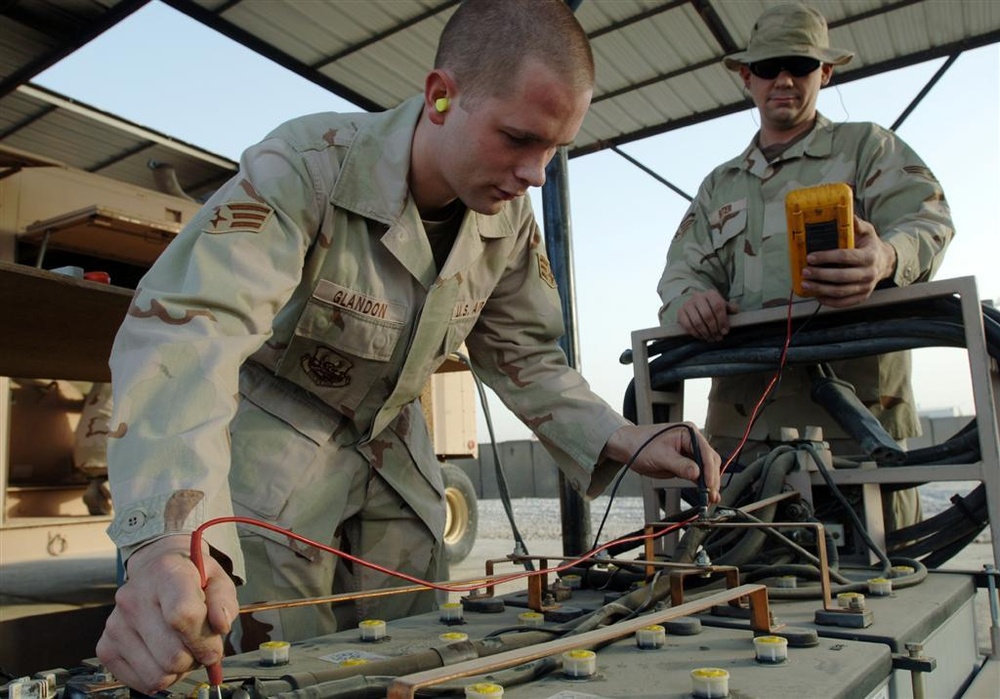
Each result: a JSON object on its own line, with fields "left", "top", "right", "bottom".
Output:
{"left": 275, "top": 280, "right": 407, "bottom": 411}
{"left": 708, "top": 198, "right": 748, "bottom": 302}
{"left": 230, "top": 373, "right": 364, "bottom": 556}
{"left": 440, "top": 297, "right": 487, "bottom": 363}
{"left": 708, "top": 199, "right": 748, "bottom": 250}
{"left": 228, "top": 397, "right": 327, "bottom": 520}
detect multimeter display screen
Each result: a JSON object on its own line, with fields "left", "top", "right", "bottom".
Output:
{"left": 805, "top": 220, "right": 840, "bottom": 253}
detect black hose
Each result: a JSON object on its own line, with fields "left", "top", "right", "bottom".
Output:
{"left": 808, "top": 364, "right": 906, "bottom": 465}
{"left": 920, "top": 527, "right": 988, "bottom": 568}
{"left": 622, "top": 296, "right": 999, "bottom": 568}
{"left": 730, "top": 510, "right": 838, "bottom": 572}
{"left": 888, "top": 484, "right": 986, "bottom": 546}
{"left": 804, "top": 442, "right": 892, "bottom": 576}
{"left": 763, "top": 557, "right": 929, "bottom": 600}
{"left": 715, "top": 451, "right": 798, "bottom": 566}
{"left": 672, "top": 449, "right": 781, "bottom": 564}
{"left": 742, "top": 563, "right": 851, "bottom": 586}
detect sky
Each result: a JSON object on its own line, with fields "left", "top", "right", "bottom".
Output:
{"left": 35, "top": 1, "right": 1000, "bottom": 443}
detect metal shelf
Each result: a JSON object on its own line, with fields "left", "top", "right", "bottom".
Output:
{"left": 19, "top": 205, "right": 179, "bottom": 267}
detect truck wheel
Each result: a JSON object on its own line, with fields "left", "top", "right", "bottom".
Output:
{"left": 442, "top": 462, "right": 478, "bottom": 564}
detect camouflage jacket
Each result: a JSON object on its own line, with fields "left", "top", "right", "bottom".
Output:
{"left": 106, "top": 96, "right": 628, "bottom": 574}
{"left": 657, "top": 114, "right": 954, "bottom": 440}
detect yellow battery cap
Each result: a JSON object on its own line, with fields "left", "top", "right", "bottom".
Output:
{"left": 518, "top": 611, "right": 544, "bottom": 627}
{"left": 753, "top": 635, "right": 789, "bottom": 664}
{"left": 691, "top": 667, "right": 730, "bottom": 698}
{"left": 439, "top": 631, "right": 470, "bottom": 642}
{"left": 636, "top": 624, "right": 666, "bottom": 649}
{"left": 359, "top": 618, "right": 387, "bottom": 641}
{"left": 562, "top": 649, "right": 597, "bottom": 678}
{"left": 464, "top": 682, "right": 504, "bottom": 698}
{"left": 258, "top": 640, "right": 290, "bottom": 666}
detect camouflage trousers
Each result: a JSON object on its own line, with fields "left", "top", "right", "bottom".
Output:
{"left": 226, "top": 379, "right": 445, "bottom": 652}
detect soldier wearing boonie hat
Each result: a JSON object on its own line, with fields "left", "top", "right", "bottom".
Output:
{"left": 722, "top": 3, "right": 853, "bottom": 70}
{"left": 658, "top": 2, "right": 954, "bottom": 532}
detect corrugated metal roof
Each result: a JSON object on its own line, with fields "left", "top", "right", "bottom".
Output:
{"left": 0, "top": 0, "right": 149, "bottom": 98}
{"left": 154, "top": 0, "right": 1000, "bottom": 157}
{"left": 0, "top": 0, "right": 236, "bottom": 199}
{"left": 2, "top": 0, "right": 999, "bottom": 176}
{"left": 0, "top": 83, "right": 237, "bottom": 201}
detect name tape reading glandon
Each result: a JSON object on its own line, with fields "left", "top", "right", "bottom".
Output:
{"left": 314, "top": 280, "right": 406, "bottom": 323}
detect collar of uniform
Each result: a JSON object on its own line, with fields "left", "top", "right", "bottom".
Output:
{"left": 733, "top": 112, "right": 835, "bottom": 178}
{"left": 329, "top": 95, "right": 519, "bottom": 244}
{"left": 330, "top": 95, "right": 423, "bottom": 224}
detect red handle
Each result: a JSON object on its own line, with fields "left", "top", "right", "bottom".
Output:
{"left": 190, "top": 530, "right": 223, "bottom": 690}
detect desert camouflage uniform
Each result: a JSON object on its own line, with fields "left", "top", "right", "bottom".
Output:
{"left": 105, "top": 96, "right": 629, "bottom": 647}
{"left": 658, "top": 114, "right": 953, "bottom": 528}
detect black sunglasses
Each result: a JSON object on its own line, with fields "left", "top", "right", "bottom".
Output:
{"left": 747, "top": 56, "right": 821, "bottom": 79}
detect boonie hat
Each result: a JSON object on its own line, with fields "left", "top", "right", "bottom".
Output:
{"left": 723, "top": 3, "right": 854, "bottom": 71}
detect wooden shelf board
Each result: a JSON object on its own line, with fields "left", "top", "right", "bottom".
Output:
{"left": 0, "top": 261, "right": 133, "bottom": 381}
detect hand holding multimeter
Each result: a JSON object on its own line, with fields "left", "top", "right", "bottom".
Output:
{"left": 785, "top": 183, "right": 897, "bottom": 308}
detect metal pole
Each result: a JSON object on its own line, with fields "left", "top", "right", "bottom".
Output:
{"left": 611, "top": 146, "right": 693, "bottom": 202}
{"left": 542, "top": 147, "right": 591, "bottom": 557}
{"left": 891, "top": 53, "right": 959, "bottom": 132}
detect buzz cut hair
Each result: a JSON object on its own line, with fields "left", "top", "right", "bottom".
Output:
{"left": 434, "top": 0, "right": 595, "bottom": 108}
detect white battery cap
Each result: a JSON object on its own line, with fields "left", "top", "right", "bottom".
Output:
{"left": 359, "top": 618, "right": 387, "bottom": 641}
{"left": 691, "top": 667, "right": 730, "bottom": 698}
{"left": 464, "top": 682, "right": 504, "bottom": 698}
{"left": 562, "top": 649, "right": 597, "bottom": 678}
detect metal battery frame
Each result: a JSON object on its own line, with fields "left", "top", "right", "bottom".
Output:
{"left": 629, "top": 276, "right": 1000, "bottom": 570}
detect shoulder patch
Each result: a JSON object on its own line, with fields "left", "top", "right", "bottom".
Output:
{"left": 902, "top": 164, "right": 936, "bottom": 181}
{"left": 674, "top": 212, "right": 696, "bottom": 241}
{"left": 205, "top": 202, "right": 273, "bottom": 234}
{"left": 537, "top": 253, "right": 557, "bottom": 289}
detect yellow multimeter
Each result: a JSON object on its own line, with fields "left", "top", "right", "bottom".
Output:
{"left": 785, "top": 182, "right": 854, "bottom": 296}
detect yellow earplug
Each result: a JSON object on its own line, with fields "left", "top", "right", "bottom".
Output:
{"left": 435, "top": 97, "right": 450, "bottom": 113}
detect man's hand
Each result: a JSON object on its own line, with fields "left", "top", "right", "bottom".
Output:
{"left": 96, "top": 535, "right": 237, "bottom": 693}
{"left": 603, "top": 423, "right": 721, "bottom": 502}
{"left": 677, "top": 290, "right": 740, "bottom": 341}
{"left": 800, "top": 215, "right": 897, "bottom": 308}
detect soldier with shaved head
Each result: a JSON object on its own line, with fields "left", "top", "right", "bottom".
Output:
{"left": 97, "top": 0, "right": 720, "bottom": 692}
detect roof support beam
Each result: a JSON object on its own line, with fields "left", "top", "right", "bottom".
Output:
{"left": 15, "top": 85, "right": 237, "bottom": 171}
{"left": 161, "top": 0, "right": 385, "bottom": 112}
{"left": 690, "top": 0, "right": 739, "bottom": 55}
{"left": 588, "top": 1, "right": 686, "bottom": 40}
{"left": 573, "top": 28, "right": 1000, "bottom": 158}
{"left": 87, "top": 141, "right": 156, "bottom": 174}
{"left": 891, "top": 53, "right": 960, "bottom": 132}
{"left": 0, "top": 0, "right": 152, "bottom": 99}
{"left": 314, "top": 1, "right": 461, "bottom": 69}
{"left": 0, "top": 105, "right": 57, "bottom": 141}
{"left": 612, "top": 147, "right": 693, "bottom": 202}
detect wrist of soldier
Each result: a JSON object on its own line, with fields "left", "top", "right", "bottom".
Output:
{"left": 882, "top": 240, "right": 899, "bottom": 281}
{"left": 125, "top": 533, "right": 207, "bottom": 578}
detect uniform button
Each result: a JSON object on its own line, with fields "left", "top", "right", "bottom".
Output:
{"left": 315, "top": 316, "right": 330, "bottom": 331}
{"left": 123, "top": 510, "right": 146, "bottom": 532}
{"left": 373, "top": 331, "right": 387, "bottom": 350}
